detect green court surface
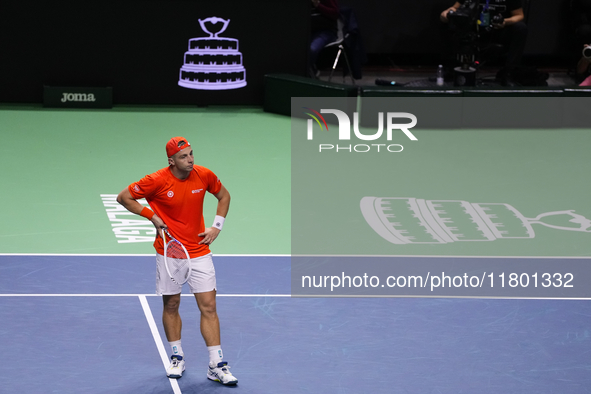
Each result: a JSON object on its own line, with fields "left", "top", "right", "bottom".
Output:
{"left": 0, "top": 105, "right": 291, "bottom": 255}
{"left": 1, "top": 104, "right": 590, "bottom": 257}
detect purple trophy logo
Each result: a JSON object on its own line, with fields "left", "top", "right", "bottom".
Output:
{"left": 178, "top": 17, "right": 247, "bottom": 90}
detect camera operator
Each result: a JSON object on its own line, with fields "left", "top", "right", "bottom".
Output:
{"left": 577, "top": 44, "right": 591, "bottom": 85}
{"left": 440, "top": 0, "right": 528, "bottom": 85}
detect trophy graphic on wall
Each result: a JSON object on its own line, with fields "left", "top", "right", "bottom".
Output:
{"left": 178, "top": 17, "right": 247, "bottom": 90}
{"left": 361, "top": 197, "right": 591, "bottom": 244}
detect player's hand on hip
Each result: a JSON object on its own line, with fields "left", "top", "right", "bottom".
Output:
{"left": 151, "top": 214, "right": 167, "bottom": 231}
{"left": 198, "top": 227, "right": 220, "bottom": 245}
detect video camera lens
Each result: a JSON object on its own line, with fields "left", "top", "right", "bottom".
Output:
{"left": 492, "top": 14, "right": 504, "bottom": 25}
{"left": 583, "top": 46, "right": 591, "bottom": 59}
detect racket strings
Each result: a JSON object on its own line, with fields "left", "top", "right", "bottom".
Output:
{"left": 166, "top": 240, "right": 191, "bottom": 279}
{"left": 166, "top": 240, "right": 187, "bottom": 259}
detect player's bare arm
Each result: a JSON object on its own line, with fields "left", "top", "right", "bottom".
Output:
{"left": 117, "top": 187, "right": 167, "bottom": 230}
{"left": 199, "top": 185, "right": 231, "bottom": 245}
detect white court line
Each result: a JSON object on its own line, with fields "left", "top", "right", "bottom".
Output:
{"left": 0, "top": 293, "right": 291, "bottom": 297}
{"left": 0, "top": 293, "right": 589, "bottom": 300}
{"left": 0, "top": 253, "right": 291, "bottom": 257}
{"left": 1, "top": 253, "right": 591, "bottom": 258}
{"left": 291, "top": 295, "right": 591, "bottom": 300}
{"left": 138, "top": 295, "right": 182, "bottom": 394}
{"left": 291, "top": 255, "right": 591, "bottom": 259}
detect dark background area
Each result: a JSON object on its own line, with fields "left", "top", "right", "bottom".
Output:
{"left": 339, "top": 0, "right": 575, "bottom": 59}
{"left": 0, "top": 0, "right": 310, "bottom": 105}
{"left": 0, "top": 0, "right": 581, "bottom": 105}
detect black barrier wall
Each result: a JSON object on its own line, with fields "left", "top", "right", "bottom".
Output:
{"left": 0, "top": 0, "right": 309, "bottom": 105}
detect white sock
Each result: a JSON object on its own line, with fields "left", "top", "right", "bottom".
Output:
{"left": 208, "top": 345, "right": 223, "bottom": 365}
{"left": 170, "top": 340, "right": 183, "bottom": 357}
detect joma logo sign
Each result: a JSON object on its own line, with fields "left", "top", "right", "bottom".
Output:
{"left": 61, "top": 93, "right": 97, "bottom": 103}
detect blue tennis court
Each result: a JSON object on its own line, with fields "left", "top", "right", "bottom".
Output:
{"left": 1, "top": 254, "right": 591, "bottom": 393}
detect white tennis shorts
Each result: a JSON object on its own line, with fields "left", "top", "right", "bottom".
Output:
{"left": 156, "top": 253, "right": 216, "bottom": 295}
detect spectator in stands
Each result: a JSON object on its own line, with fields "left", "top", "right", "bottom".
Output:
{"left": 309, "top": 0, "right": 339, "bottom": 78}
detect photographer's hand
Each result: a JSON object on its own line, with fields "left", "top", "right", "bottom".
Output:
{"left": 499, "top": 9, "right": 524, "bottom": 28}
{"left": 440, "top": 8, "right": 455, "bottom": 22}
{"left": 440, "top": 2, "right": 460, "bottom": 23}
{"left": 492, "top": 20, "right": 506, "bottom": 29}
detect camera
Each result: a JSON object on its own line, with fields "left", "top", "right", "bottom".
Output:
{"left": 492, "top": 14, "right": 504, "bottom": 25}
{"left": 447, "top": 0, "right": 480, "bottom": 62}
{"left": 447, "top": 0, "right": 480, "bottom": 30}
{"left": 447, "top": 0, "right": 481, "bottom": 85}
{"left": 447, "top": 0, "right": 480, "bottom": 51}
{"left": 583, "top": 45, "right": 591, "bottom": 59}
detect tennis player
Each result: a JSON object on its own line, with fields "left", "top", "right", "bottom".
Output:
{"left": 116, "top": 136, "right": 237, "bottom": 385}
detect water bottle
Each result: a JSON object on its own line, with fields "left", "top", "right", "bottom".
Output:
{"left": 436, "top": 64, "right": 444, "bottom": 86}
{"left": 480, "top": 9, "right": 490, "bottom": 27}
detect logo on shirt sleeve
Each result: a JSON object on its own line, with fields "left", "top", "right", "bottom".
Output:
{"left": 133, "top": 184, "right": 141, "bottom": 192}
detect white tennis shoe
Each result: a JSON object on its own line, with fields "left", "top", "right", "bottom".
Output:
{"left": 207, "top": 361, "right": 238, "bottom": 385}
{"left": 166, "top": 355, "right": 185, "bottom": 378}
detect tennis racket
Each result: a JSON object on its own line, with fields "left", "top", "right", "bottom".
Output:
{"left": 161, "top": 228, "right": 192, "bottom": 285}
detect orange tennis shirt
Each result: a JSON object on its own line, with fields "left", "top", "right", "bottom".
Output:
{"left": 128, "top": 165, "right": 222, "bottom": 258}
